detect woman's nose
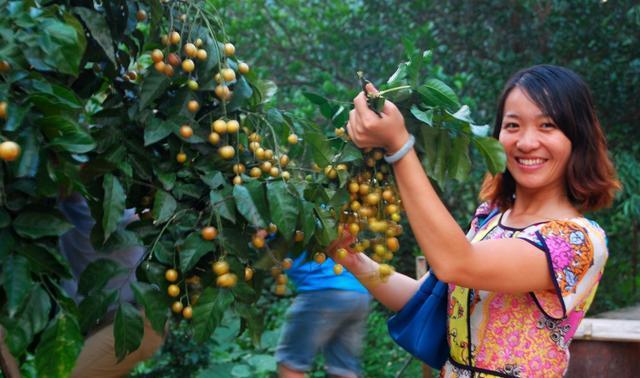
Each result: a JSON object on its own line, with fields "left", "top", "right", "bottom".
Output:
{"left": 516, "top": 128, "right": 541, "bottom": 151}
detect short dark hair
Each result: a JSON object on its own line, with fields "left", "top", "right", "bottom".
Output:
{"left": 480, "top": 65, "right": 620, "bottom": 212}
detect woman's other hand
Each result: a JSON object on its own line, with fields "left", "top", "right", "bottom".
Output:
{"left": 347, "top": 84, "right": 409, "bottom": 154}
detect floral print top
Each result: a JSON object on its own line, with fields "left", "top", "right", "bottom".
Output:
{"left": 441, "top": 203, "right": 608, "bottom": 378}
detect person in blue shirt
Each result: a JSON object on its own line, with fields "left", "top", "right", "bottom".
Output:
{"left": 276, "top": 250, "right": 371, "bottom": 378}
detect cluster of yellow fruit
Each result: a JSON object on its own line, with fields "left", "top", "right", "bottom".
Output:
{"left": 164, "top": 268, "right": 194, "bottom": 319}
{"left": 333, "top": 146, "right": 404, "bottom": 280}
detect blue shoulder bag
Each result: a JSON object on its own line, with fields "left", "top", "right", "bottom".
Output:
{"left": 387, "top": 208, "right": 499, "bottom": 368}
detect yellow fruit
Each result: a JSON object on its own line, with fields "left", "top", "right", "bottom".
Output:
{"left": 208, "top": 132, "right": 220, "bottom": 145}
{"left": 238, "top": 62, "right": 250, "bottom": 74}
{"left": 386, "top": 237, "right": 400, "bottom": 252}
{"left": 279, "top": 154, "right": 289, "bottom": 167}
{"left": 335, "top": 127, "right": 345, "bottom": 137}
{"left": 359, "top": 184, "right": 370, "bottom": 196}
{"left": 275, "top": 284, "right": 286, "bottom": 296}
{"left": 386, "top": 204, "right": 399, "bottom": 215}
{"left": 183, "top": 43, "right": 197, "bottom": 57}
{"left": 350, "top": 201, "right": 361, "bottom": 211}
{"left": 182, "top": 59, "right": 195, "bottom": 73}
{"left": 268, "top": 223, "right": 278, "bottom": 234}
{"left": 167, "top": 284, "right": 180, "bottom": 297}
{"left": 182, "top": 306, "right": 193, "bottom": 319}
{"left": 179, "top": 125, "right": 193, "bottom": 138}
{"left": 212, "top": 260, "right": 229, "bottom": 275}
{"left": 223, "top": 43, "right": 235, "bottom": 56}
{"left": 391, "top": 213, "right": 401, "bottom": 222}
{"left": 314, "top": 252, "right": 326, "bottom": 264}
{"left": 333, "top": 264, "right": 344, "bottom": 275}
{"left": 260, "top": 161, "right": 272, "bottom": 173}
{"left": 171, "top": 301, "right": 184, "bottom": 313}
{"left": 214, "top": 73, "right": 222, "bottom": 83}
{"left": 176, "top": 152, "right": 187, "bottom": 163}
{"left": 366, "top": 193, "right": 381, "bottom": 205}
{"left": 196, "top": 49, "right": 207, "bottom": 61}
{"left": 294, "top": 230, "right": 304, "bottom": 242}
{"left": 226, "top": 120, "right": 240, "bottom": 133}
{"left": 287, "top": 133, "right": 298, "bottom": 144}
{"left": 379, "top": 264, "right": 394, "bottom": 278}
{"left": 187, "top": 79, "right": 199, "bottom": 90}
{"left": 382, "top": 189, "right": 394, "bottom": 201}
{"left": 151, "top": 49, "right": 164, "bottom": 63}
{"left": 336, "top": 248, "right": 348, "bottom": 260}
{"left": 252, "top": 235, "right": 265, "bottom": 248}
{"left": 281, "top": 171, "right": 290, "bottom": 180}
{"left": 336, "top": 163, "right": 347, "bottom": 171}
{"left": 154, "top": 61, "right": 166, "bottom": 73}
{"left": 0, "top": 60, "right": 11, "bottom": 73}
{"left": 276, "top": 274, "right": 288, "bottom": 285}
{"left": 244, "top": 266, "right": 254, "bottom": 281}
{"left": 271, "top": 266, "right": 282, "bottom": 278}
{"left": 161, "top": 34, "right": 169, "bottom": 46}
{"left": 187, "top": 100, "right": 199, "bottom": 113}
{"left": 233, "top": 164, "right": 246, "bottom": 174}
{"left": 218, "top": 145, "right": 235, "bottom": 160}
{"left": 216, "top": 273, "right": 238, "bottom": 288}
{"left": 348, "top": 182, "right": 359, "bottom": 193}
{"left": 249, "top": 141, "right": 260, "bottom": 151}
{"left": 221, "top": 68, "right": 236, "bottom": 82}
{"left": 282, "top": 258, "right": 293, "bottom": 270}
{"left": 195, "top": 38, "right": 203, "bottom": 47}
{"left": 165, "top": 269, "right": 178, "bottom": 282}
{"left": 215, "top": 85, "right": 230, "bottom": 100}
{"left": 349, "top": 223, "right": 360, "bottom": 235}
{"left": 249, "top": 167, "right": 262, "bottom": 178}
{"left": 324, "top": 166, "right": 337, "bottom": 180}
{"left": 269, "top": 167, "right": 280, "bottom": 177}
{"left": 213, "top": 119, "right": 227, "bottom": 134}
{"left": 169, "top": 31, "right": 181, "bottom": 45}
{"left": 0, "top": 141, "right": 20, "bottom": 161}
{"left": 201, "top": 226, "right": 218, "bottom": 240}
{"left": 163, "top": 64, "right": 175, "bottom": 77}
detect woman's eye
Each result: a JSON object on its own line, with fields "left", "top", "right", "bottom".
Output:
{"left": 541, "top": 123, "right": 557, "bottom": 129}
{"left": 503, "top": 123, "right": 518, "bottom": 129}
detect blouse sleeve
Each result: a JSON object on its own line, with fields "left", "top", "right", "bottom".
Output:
{"left": 517, "top": 220, "right": 608, "bottom": 319}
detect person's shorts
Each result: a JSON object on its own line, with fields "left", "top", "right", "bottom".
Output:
{"left": 276, "top": 290, "right": 371, "bottom": 377}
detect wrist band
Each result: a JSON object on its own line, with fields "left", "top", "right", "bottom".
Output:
{"left": 384, "top": 134, "right": 415, "bottom": 164}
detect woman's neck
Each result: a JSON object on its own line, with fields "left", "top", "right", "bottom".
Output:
{"left": 507, "top": 185, "right": 580, "bottom": 225}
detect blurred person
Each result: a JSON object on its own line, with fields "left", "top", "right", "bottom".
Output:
{"left": 276, "top": 250, "right": 371, "bottom": 378}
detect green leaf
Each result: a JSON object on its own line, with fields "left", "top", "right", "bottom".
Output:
{"left": 34, "top": 313, "right": 83, "bottom": 378}
{"left": 200, "top": 172, "right": 226, "bottom": 189}
{"left": 192, "top": 288, "right": 233, "bottom": 343}
{"left": 210, "top": 188, "right": 236, "bottom": 223}
{"left": 37, "top": 18, "right": 85, "bottom": 76}
{"left": 219, "top": 227, "right": 249, "bottom": 259}
{"left": 78, "top": 289, "right": 118, "bottom": 333}
{"left": 231, "top": 365, "right": 252, "bottom": 378}
{"left": 418, "top": 79, "right": 460, "bottom": 110}
{"left": 102, "top": 174, "right": 126, "bottom": 241}
{"left": 410, "top": 105, "right": 433, "bottom": 126}
{"left": 144, "top": 118, "right": 177, "bottom": 146}
{"left": 4, "top": 255, "right": 32, "bottom": 317}
{"left": 16, "top": 127, "right": 40, "bottom": 178}
{"left": 300, "top": 201, "right": 316, "bottom": 244}
{"left": 12, "top": 211, "right": 73, "bottom": 239}
{"left": 305, "top": 130, "right": 333, "bottom": 167}
{"left": 23, "top": 285, "right": 51, "bottom": 336}
{"left": 247, "top": 354, "right": 277, "bottom": 373}
{"left": 131, "top": 282, "right": 168, "bottom": 335}
{"left": 72, "top": 7, "right": 116, "bottom": 66}
{"left": 448, "top": 135, "right": 472, "bottom": 181}
{"left": 20, "top": 244, "right": 73, "bottom": 279}
{"left": 179, "top": 232, "right": 212, "bottom": 272}
{"left": 152, "top": 191, "right": 177, "bottom": 223}
{"left": 266, "top": 181, "right": 298, "bottom": 240}
{"left": 470, "top": 124, "right": 491, "bottom": 137}
{"left": 473, "top": 136, "right": 507, "bottom": 174}
{"left": 233, "top": 184, "right": 266, "bottom": 227}
{"left": 139, "top": 73, "right": 170, "bottom": 110}
{"left": 114, "top": 302, "right": 144, "bottom": 362}
{"left": 0, "top": 208, "right": 10, "bottom": 228}
{"left": 37, "top": 116, "right": 96, "bottom": 154}
{"left": 78, "top": 259, "right": 124, "bottom": 296}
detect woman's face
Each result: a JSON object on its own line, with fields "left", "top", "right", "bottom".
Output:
{"left": 498, "top": 87, "right": 572, "bottom": 195}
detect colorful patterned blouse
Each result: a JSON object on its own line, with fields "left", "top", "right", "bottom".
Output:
{"left": 441, "top": 203, "right": 608, "bottom": 378}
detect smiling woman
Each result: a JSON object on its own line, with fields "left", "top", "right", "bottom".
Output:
{"left": 338, "top": 64, "right": 621, "bottom": 377}
{"left": 480, "top": 65, "right": 620, "bottom": 214}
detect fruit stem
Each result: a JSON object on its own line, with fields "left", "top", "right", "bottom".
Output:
{"left": 377, "top": 85, "right": 411, "bottom": 96}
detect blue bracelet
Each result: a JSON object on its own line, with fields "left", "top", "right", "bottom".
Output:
{"left": 384, "top": 134, "right": 415, "bottom": 164}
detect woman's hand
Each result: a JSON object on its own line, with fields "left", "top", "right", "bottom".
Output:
{"left": 325, "top": 228, "right": 373, "bottom": 276}
{"left": 347, "top": 84, "right": 410, "bottom": 154}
